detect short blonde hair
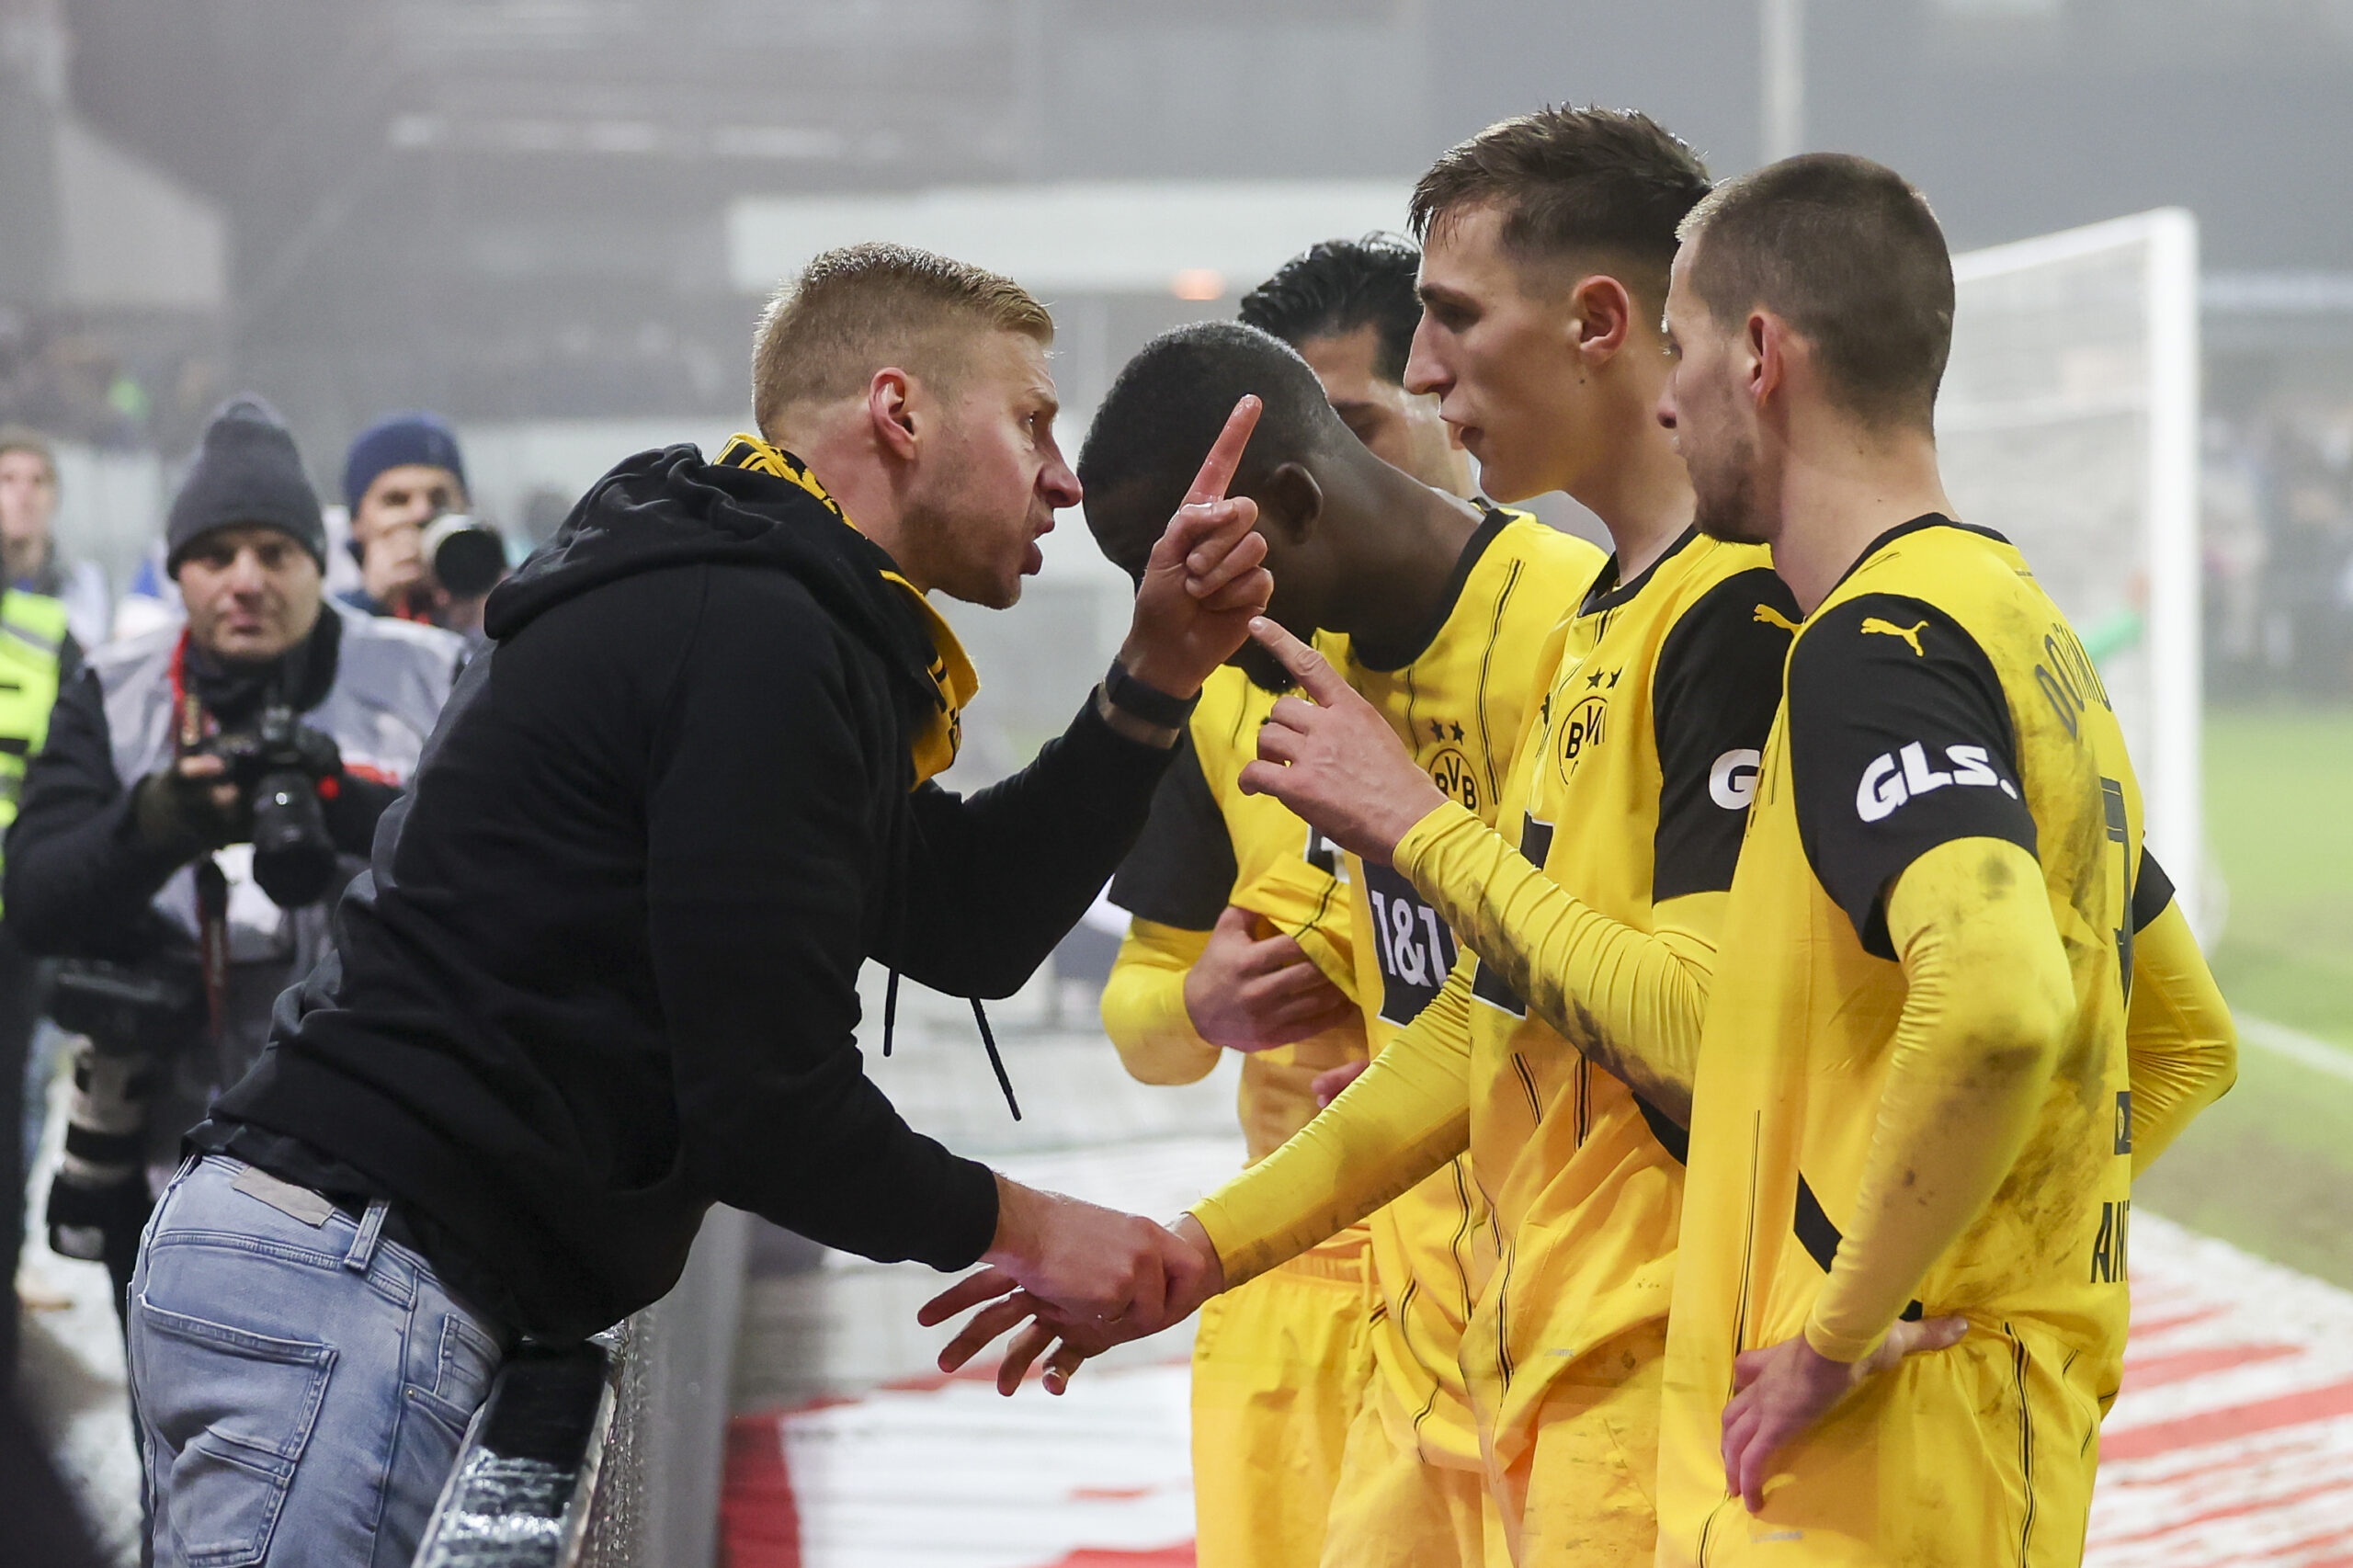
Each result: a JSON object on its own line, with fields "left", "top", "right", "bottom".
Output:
{"left": 751, "top": 243, "right": 1053, "bottom": 438}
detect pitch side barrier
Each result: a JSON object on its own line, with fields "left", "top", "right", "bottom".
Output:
{"left": 411, "top": 1208, "right": 750, "bottom": 1568}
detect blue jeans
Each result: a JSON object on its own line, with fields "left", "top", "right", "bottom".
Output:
{"left": 128, "top": 1155, "right": 510, "bottom": 1568}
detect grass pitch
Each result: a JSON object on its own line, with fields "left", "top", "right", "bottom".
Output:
{"left": 2132, "top": 705, "right": 2353, "bottom": 1288}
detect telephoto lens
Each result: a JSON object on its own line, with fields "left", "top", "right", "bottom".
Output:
{"left": 425, "top": 513, "right": 510, "bottom": 597}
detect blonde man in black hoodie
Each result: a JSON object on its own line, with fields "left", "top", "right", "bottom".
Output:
{"left": 126, "top": 243, "right": 1271, "bottom": 1568}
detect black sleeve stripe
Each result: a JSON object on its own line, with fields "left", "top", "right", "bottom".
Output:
{"left": 2131, "top": 846, "right": 2176, "bottom": 933}
{"left": 1107, "top": 734, "right": 1237, "bottom": 930}
{"left": 1787, "top": 593, "right": 2038, "bottom": 960}
{"left": 1649, "top": 566, "right": 1801, "bottom": 903}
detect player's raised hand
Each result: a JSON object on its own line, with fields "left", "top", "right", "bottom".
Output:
{"left": 1116, "top": 396, "right": 1274, "bottom": 699}
{"left": 1185, "top": 905, "right": 1359, "bottom": 1051}
{"left": 1237, "top": 619, "right": 1449, "bottom": 866}
{"left": 1718, "top": 1315, "right": 1970, "bottom": 1512}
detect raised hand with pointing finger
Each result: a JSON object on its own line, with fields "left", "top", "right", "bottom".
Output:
{"left": 1111, "top": 396, "right": 1274, "bottom": 701}
{"left": 1236, "top": 617, "right": 1450, "bottom": 866}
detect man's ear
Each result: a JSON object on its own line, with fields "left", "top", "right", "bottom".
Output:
{"left": 1258, "top": 462, "right": 1324, "bottom": 544}
{"left": 867, "top": 368, "right": 919, "bottom": 460}
{"left": 1747, "top": 311, "right": 1785, "bottom": 412}
{"left": 1568, "top": 273, "right": 1637, "bottom": 365}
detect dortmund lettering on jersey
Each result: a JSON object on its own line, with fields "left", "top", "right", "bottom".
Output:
{"left": 1443, "top": 526, "right": 1799, "bottom": 1468}
{"left": 1320, "top": 506, "right": 1607, "bottom": 1469}
{"left": 1657, "top": 515, "right": 2162, "bottom": 1564}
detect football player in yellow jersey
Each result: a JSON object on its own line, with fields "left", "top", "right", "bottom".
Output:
{"left": 1167, "top": 156, "right": 2234, "bottom": 1564}
{"left": 1637, "top": 153, "right": 2233, "bottom": 1564}
{"left": 1097, "top": 235, "right": 1483, "bottom": 1568}
{"left": 1082, "top": 320, "right": 1601, "bottom": 1568}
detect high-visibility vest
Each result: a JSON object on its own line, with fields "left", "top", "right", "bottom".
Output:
{"left": 0, "top": 587, "right": 71, "bottom": 904}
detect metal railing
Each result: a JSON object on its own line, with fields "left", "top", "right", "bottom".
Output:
{"left": 412, "top": 1209, "right": 750, "bottom": 1568}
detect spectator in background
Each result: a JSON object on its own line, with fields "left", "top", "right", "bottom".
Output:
{"left": 4, "top": 397, "right": 464, "bottom": 1322}
{"left": 0, "top": 427, "right": 113, "bottom": 651}
{"left": 339, "top": 411, "right": 474, "bottom": 621}
{"left": 0, "top": 544, "right": 77, "bottom": 1381}
{"left": 1239, "top": 235, "right": 1474, "bottom": 499}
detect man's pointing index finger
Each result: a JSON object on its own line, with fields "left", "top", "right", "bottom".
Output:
{"left": 1184, "top": 396, "right": 1262, "bottom": 506}
{"left": 1247, "top": 618, "right": 1352, "bottom": 708}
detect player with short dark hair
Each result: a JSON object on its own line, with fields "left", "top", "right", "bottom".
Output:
{"left": 1202, "top": 153, "right": 2234, "bottom": 1565}
{"left": 1086, "top": 321, "right": 1601, "bottom": 1567}
{"left": 1239, "top": 235, "right": 1471, "bottom": 497}
{"left": 1093, "top": 293, "right": 1512, "bottom": 1565}
{"left": 927, "top": 108, "right": 1792, "bottom": 1567}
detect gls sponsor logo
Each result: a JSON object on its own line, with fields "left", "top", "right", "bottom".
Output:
{"left": 1856, "top": 742, "right": 2018, "bottom": 823}
{"left": 1709, "top": 748, "right": 1762, "bottom": 809}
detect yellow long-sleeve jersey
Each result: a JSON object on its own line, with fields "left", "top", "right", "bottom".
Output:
{"left": 1314, "top": 508, "right": 1608, "bottom": 1468}
{"left": 1101, "top": 663, "right": 1366, "bottom": 1160}
{"left": 1653, "top": 516, "right": 2237, "bottom": 1565}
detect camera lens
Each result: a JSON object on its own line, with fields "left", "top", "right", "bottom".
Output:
{"left": 251, "top": 768, "right": 340, "bottom": 906}
{"left": 426, "top": 515, "right": 510, "bottom": 598}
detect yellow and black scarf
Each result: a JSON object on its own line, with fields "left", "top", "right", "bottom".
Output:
{"left": 714, "top": 434, "right": 979, "bottom": 785}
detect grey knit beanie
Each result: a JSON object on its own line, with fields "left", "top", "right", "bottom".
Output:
{"left": 165, "top": 396, "right": 328, "bottom": 574}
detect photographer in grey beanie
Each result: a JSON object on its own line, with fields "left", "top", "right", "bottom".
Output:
{"left": 3, "top": 397, "right": 466, "bottom": 1324}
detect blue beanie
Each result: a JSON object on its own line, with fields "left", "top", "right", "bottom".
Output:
{"left": 343, "top": 411, "right": 467, "bottom": 511}
{"left": 165, "top": 396, "right": 327, "bottom": 573}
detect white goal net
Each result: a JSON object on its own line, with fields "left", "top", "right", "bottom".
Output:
{"left": 1938, "top": 209, "right": 2205, "bottom": 926}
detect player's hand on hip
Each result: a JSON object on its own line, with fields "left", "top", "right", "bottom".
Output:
{"left": 1116, "top": 396, "right": 1274, "bottom": 699}
{"left": 1719, "top": 1315, "right": 1969, "bottom": 1512}
{"left": 1237, "top": 619, "right": 1449, "bottom": 865}
{"left": 1185, "top": 905, "right": 1358, "bottom": 1052}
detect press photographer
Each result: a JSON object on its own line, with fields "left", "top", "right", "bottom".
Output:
{"left": 339, "top": 412, "right": 510, "bottom": 645}
{"left": 3, "top": 398, "right": 464, "bottom": 1316}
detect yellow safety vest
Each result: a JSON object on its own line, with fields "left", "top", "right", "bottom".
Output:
{"left": 0, "top": 587, "right": 71, "bottom": 905}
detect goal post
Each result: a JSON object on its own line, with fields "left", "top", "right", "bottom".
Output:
{"left": 1938, "top": 208, "right": 2206, "bottom": 929}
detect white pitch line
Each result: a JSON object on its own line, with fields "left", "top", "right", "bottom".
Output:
{"left": 2235, "top": 1013, "right": 2353, "bottom": 1085}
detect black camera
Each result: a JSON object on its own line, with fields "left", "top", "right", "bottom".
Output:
{"left": 203, "top": 702, "right": 343, "bottom": 907}
{"left": 422, "top": 512, "right": 509, "bottom": 598}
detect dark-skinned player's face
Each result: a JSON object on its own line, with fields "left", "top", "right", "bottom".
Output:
{"left": 1660, "top": 244, "right": 1768, "bottom": 547}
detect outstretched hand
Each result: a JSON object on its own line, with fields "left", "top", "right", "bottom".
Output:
{"left": 1117, "top": 397, "right": 1275, "bottom": 699}
{"left": 919, "top": 1210, "right": 1225, "bottom": 1396}
{"left": 1719, "top": 1315, "right": 1970, "bottom": 1512}
{"left": 1236, "top": 619, "right": 1448, "bottom": 867}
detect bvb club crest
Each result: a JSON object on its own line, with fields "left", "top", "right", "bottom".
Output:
{"left": 1426, "top": 744, "right": 1479, "bottom": 812}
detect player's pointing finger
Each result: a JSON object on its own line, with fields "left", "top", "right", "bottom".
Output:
{"left": 1248, "top": 619, "right": 1352, "bottom": 707}
{"left": 1183, "top": 395, "right": 1263, "bottom": 506}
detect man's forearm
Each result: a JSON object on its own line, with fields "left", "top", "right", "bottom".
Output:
{"left": 1804, "top": 837, "right": 2073, "bottom": 1362}
{"left": 1396, "top": 801, "right": 1717, "bottom": 1121}
{"left": 884, "top": 694, "right": 1176, "bottom": 999}
{"left": 1189, "top": 970, "right": 1472, "bottom": 1285}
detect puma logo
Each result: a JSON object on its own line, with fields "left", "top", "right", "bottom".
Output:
{"left": 1753, "top": 604, "right": 1800, "bottom": 635}
{"left": 1862, "top": 617, "right": 1927, "bottom": 656}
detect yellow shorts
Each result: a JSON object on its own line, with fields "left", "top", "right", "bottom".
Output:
{"left": 1656, "top": 1319, "right": 2100, "bottom": 1567}
{"left": 1489, "top": 1320, "right": 1664, "bottom": 1568}
{"left": 1319, "top": 1389, "right": 1508, "bottom": 1568}
{"left": 1190, "top": 1240, "right": 1372, "bottom": 1568}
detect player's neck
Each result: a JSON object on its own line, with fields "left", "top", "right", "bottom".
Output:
{"left": 1332, "top": 460, "right": 1486, "bottom": 655}
{"left": 1770, "top": 422, "right": 1954, "bottom": 616}
{"left": 1567, "top": 396, "right": 1694, "bottom": 586}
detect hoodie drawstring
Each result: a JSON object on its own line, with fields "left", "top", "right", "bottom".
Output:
{"left": 972, "top": 998, "right": 1020, "bottom": 1121}
{"left": 879, "top": 968, "right": 1021, "bottom": 1121}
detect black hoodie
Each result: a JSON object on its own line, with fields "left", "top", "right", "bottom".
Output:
{"left": 200, "top": 443, "right": 1173, "bottom": 1340}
